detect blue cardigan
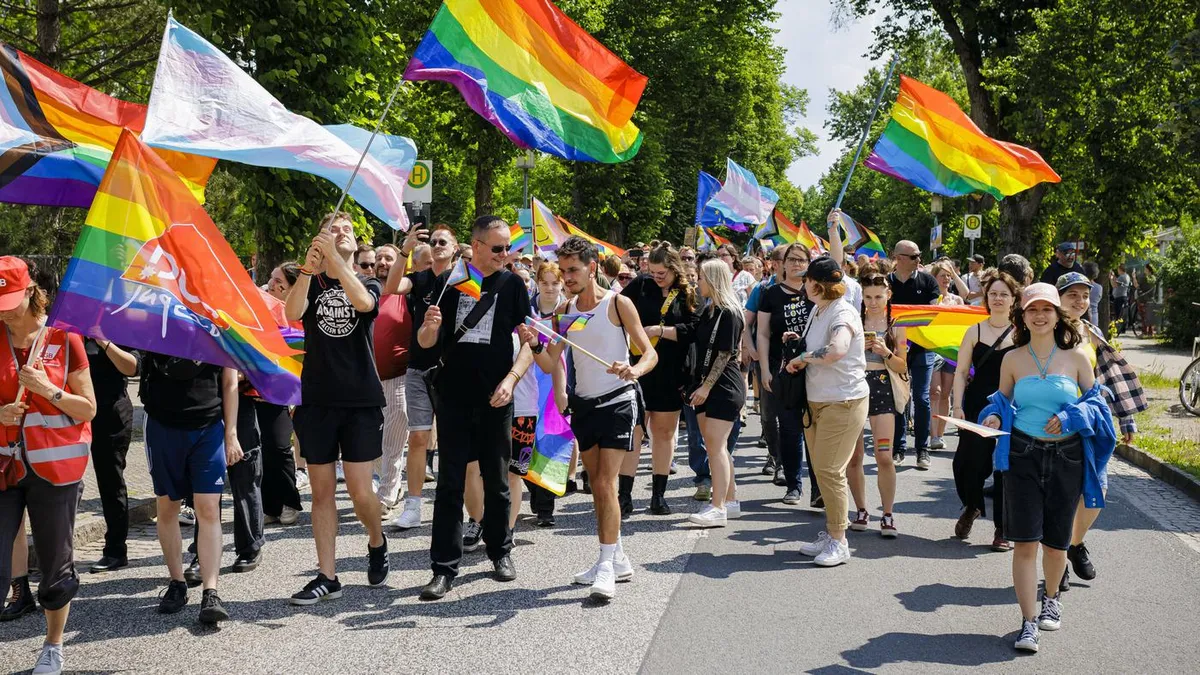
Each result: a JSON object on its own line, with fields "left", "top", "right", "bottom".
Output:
{"left": 979, "top": 382, "right": 1117, "bottom": 509}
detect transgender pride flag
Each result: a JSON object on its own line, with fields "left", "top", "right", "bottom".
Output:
{"left": 704, "top": 158, "right": 778, "bottom": 228}
{"left": 141, "top": 18, "right": 417, "bottom": 230}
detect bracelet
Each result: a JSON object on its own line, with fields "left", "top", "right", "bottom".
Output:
{"left": 507, "top": 370, "right": 521, "bottom": 382}
{"left": 299, "top": 267, "right": 314, "bottom": 276}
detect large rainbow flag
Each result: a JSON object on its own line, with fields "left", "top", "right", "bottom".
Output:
{"left": 865, "top": 75, "right": 1060, "bottom": 199}
{"left": 526, "top": 363, "right": 574, "bottom": 495}
{"left": 49, "top": 130, "right": 303, "bottom": 405}
{"left": 891, "top": 304, "right": 988, "bottom": 363}
{"left": 404, "top": 0, "right": 647, "bottom": 163}
{"left": 0, "top": 43, "right": 214, "bottom": 208}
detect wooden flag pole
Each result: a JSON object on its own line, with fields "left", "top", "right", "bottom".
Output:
{"left": 524, "top": 318, "right": 613, "bottom": 369}
{"left": 833, "top": 53, "right": 900, "bottom": 210}
{"left": 326, "top": 77, "right": 407, "bottom": 226}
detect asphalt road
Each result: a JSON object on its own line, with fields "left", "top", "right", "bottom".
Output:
{"left": 3, "top": 413, "right": 1199, "bottom": 674}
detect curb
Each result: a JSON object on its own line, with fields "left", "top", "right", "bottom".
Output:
{"left": 1116, "top": 443, "right": 1200, "bottom": 503}
{"left": 72, "top": 497, "right": 158, "bottom": 550}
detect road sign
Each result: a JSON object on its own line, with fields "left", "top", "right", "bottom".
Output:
{"left": 406, "top": 160, "right": 432, "bottom": 203}
{"left": 964, "top": 213, "right": 983, "bottom": 239}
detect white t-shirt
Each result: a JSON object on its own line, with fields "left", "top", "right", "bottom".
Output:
{"left": 803, "top": 298, "right": 869, "bottom": 403}
{"left": 732, "top": 270, "right": 756, "bottom": 304}
{"left": 513, "top": 334, "right": 540, "bottom": 417}
{"left": 966, "top": 272, "right": 983, "bottom": 306}
{"left": 843, "top": 276, "right": 862, "bottom": 312}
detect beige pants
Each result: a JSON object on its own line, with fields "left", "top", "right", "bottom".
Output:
{"left": 804, "top": 397, "right": 870, "bottom": 533}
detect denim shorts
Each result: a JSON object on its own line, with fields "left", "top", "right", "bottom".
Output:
{"left": 1002, "top": 430, "right": 1085, "bottom": 550}
{"left": 405, "top": 368, "right": 435, "bottom": 431}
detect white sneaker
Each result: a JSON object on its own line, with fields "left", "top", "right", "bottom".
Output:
{"left": 930, "top": 437, "right": 946, "bottom": 450}
{"left": 573, "top": 555, "right": 634, "bottom": 585}
{"left": 1038, "top": 595, "right": 1063, "bottom": 631}
{"left": 726, "top": 501, "right": 741, "bottom": 519}
{"left": 336, "top": 462, "right": 346, "bottom": 483}
{"left": 799, "top": 531, "right": 833, "bottom": 557}
{"left": 589, "top": 561, "right": 617, "bottom": 600}
{"left": 389, "top": 498, "right": 423, "bottom": 529}
{"left": 1015, "top": 619, "right": 1040, "bottom": 652}
{"left": 32, "top": 642, "right": 63, "bottom": 675}
{"left": 688, "top": 505, "right": 727, "bottom": 527}
{"left": 813, "top": 536, "right": 851, "bottom": 567}
{"left": 295, "top": 469, "right": 310, "bottom": 490}
{"left": 178, "top": 506, "right": 196, "bottom": 526}
{"left": 279, "top": 506, "right": 299, "bottom": 525}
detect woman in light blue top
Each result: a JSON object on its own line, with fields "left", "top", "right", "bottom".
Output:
{"left": 982, "top": 283, "right": 1096, "bottom": 655}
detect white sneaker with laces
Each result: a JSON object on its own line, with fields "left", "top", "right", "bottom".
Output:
{"left": 688, "top": 505, "right": 727, "bottom": 527}
{"left": 390, "top": 497, "right": 423, "bottom": 529}
{"left": 1015, "top": 619, "right": 1040, "bottom": 652}
{"left": 813, "top": 536, "right": 851, "bottom": 567}
{"left": 279, "top": 506, "right": 299, "bottom": 525}
{"left": 726, "top": 501, "right": 741, "bottom": 519}
{"left": 799, "top": 531, "right": 833, "bottom": 557}
{"left": 32, "top": 643, "right": 63, "bottom": 675}
{"left": 589, "top": 561, "right": 617, "bottom": 600}
{"left": 177, "top": 506, "right": 196, "bottom": 526}
{"left": 573, "top": 555, "right": 634, "bottom": 585}
{"left": 930, "top": 437, "right": 946, "bottom": 450}
{"left": 1038, "top": 595, "right": 1063, "bottom": 631}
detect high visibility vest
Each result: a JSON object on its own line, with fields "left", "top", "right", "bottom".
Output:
{"left": 1, "top": 327, "right": 91, "bottom": 486}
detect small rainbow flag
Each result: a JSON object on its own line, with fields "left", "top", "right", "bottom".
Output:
{"left": 510, "top": 222, "right": 533, "bottom": 255}
{"left": 48, "top": 130, "right": 301, "bottom": 405}
{"left": 526, "top": 363, "right": 575, "bottom": 495}
{"left": 0, "top": 43, "right": 214, "bottom": 208}
{"left": 559, "top": 215, "right": 624, "bottom": 258}
{"left": 891, "top": 304, "right": 988, "bottom": 363}
{"left": 832, "top": 210, "right": 887, "bottom": 258}
{"left": 866, "top": 75, "right": 1060, "bottom": 199}
{"left": 555, "top": 312, "right": 591, "bottom": 334}
{"left": 404, "top": 0, "right": 647, "bottom": 163}
{"left": 764, "top": 210, "right": 826, "bottom": 258}
{"left": 447, "top": 258, "right": 484, "bottom": 300}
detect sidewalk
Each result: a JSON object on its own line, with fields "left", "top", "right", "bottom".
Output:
{"left": 1116, "top": 335, "right": 1192, "bottom": 376}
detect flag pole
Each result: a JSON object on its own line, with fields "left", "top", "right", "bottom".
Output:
{"left": 525, "top": 319, "right": 614, "bottom": 369}
{"left": 327, "top": 78, "right": 407, "bottom": 224}
{"left": 833, "top": 53, "right": 900, "bottom": 210}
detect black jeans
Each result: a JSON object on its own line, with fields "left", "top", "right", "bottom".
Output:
{"left": 0, "top": 473, "right": 82, "bottom": 610}
{"left": 770, "top": 387, "right": 816, "bottom": 495}
{"left": 90, "top": 401, "right": 133, "bottom": 559}
{"left": 953, "top": 428, "right": 1004, "bottom": 526}
{"left": 255, "top": 401, "right": 301, "bottom": 517}
{"left": 528, "top": 483, "right": 556, "bottom": 517}
{"left": 190, "top": 447, "right": 264, "bottom": 558}
{"left": 429, "top": 395, "right": 514, "bottom": 578}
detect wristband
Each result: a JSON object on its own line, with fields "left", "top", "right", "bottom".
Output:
{"left": 507, "top": 370, "right": 521, "bottom": 382}
{"left": 299, "top": 267, "right": 314, "bottom": 276}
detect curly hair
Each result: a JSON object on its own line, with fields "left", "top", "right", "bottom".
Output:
{"left": 648, "top": 242, "right": 697, "bottom": 311}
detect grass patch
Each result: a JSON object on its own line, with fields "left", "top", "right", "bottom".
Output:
{"left": 1139, "top": 370, "right": 1181, "bottom": 391}
{"left": 1134, "top": 432, "right": 1200, "bottom": 481}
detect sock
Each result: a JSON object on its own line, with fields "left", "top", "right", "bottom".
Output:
{"left": 599, "top": 543, "right": 617, "bottom": 563}
{"left": 652, "top": 473, "right": 668, "bottom": 496}
{"left": 618, "top": 474, "right": 634, "bottom": 497}
{"left": 615, "top": 536, "right": 625, "bottom": 558}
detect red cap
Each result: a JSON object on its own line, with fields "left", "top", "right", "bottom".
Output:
{"left": 0, "top": 257, "right": 33, "bottom": 312}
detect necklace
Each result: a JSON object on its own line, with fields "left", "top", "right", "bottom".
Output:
{"left": 986, "top": 317, "right": 1009, "bottom": 329}
{"left": 1028, "top": 344, "right": 1057, "bottom": 380}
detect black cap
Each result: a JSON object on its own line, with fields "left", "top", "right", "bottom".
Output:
{"left": 971, "top": 254, "right": 985, "bottom": 264}
{"left": 804, "top": 256, "right": 843, "bottom": 283}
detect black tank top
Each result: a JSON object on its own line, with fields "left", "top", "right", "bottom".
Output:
{"left": 963, "top": 328, "right": 1016, "bottom": 417}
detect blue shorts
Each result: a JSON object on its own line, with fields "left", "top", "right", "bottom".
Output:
{"left": 144, "top": 416, "right": 227, "bottom": 501}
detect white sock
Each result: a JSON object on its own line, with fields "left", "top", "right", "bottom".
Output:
{"left": 599, "top": 543, "right": 617, "bottom": 563}
{"left": 407, "top": 495, "right": 422, "bottom": 505}
{"left": 615, "top": 536, "right": 625, "bottom": 558}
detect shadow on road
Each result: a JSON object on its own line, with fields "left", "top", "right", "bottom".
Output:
{"left": 836, "top": 631, "right": 1019, "bottom": 669}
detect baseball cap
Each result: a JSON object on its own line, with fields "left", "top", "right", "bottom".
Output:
{"left": 804, "top": 256, "right": 843, "bottom": 283}
{"left": 0, "top": 257, "right": 32, "bottom": 312}
{"left": 1057, "top": 242, "right": 1078, "bottom": 252}
{"left": 971, "top": 254, "right": 985, "bottom": 264}
{"left": 1020, "top": 282, "right": 1062, "bottom": 310}
{"left": 1055, "top": 271, "right": 1091, "bottom": 293}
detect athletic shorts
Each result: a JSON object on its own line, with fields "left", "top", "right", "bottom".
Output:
{"left": 293, "top": 405, "right": 384, "bottom": 465}
{"left": 144, "top": 416, "right": 227, "bottom": 502}
{"left": 570, "top": 394, "right": 638, "bottom": 452}
{"left": 509, "top": 416, "right": 536, "bottom": 476}
{"left": 866, "top": 370, "right": 897, "bottom": 416}
{"left": 1002, "top": 430, "right": 1084, "bottom": 550}
{"left": 405, "top": 368, "right": 436, "bottom": 431}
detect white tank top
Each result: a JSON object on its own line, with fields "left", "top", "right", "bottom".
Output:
{"left": 569, "top": 291, "right": 632, "bottom": 399}
{"left": 512, "top": 334, "right": 540, "bottom": 417}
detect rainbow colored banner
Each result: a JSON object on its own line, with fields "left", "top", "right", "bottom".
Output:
{"left": 404, "top": 0, "right": 647, "bottom": 163}
{"left": 764, "top": 210, "right": 826, "bottom": 258}
{"left": 447, "top": 258, "right": 484, "bottom": 300}
{"left": 559, "top": 215, "right": 624, "bottom": 258}
{"left": 891, "top": 303, "right": 988, "bottom": 362}
{"left": 48, "top": 130, "right": 302, "bottom": 405}
{"left": 696, "top": 226, "right": 731, "bottom": 252}
{"left": 526, "top": 363, "right": 574, "bottom": 495}
{"left": 0, "top": 43, "right": 214, "bottom": 208}
{"left": 510, "top": 221, "right": 533, "bottom": 255}
{"left": 531, "top": 197, "right": 624, "bottom": 258}
{"left": 832, "top": 210, "right": 887, "bottom": 258}
{"left": 866, "top": 75, "right": 1060, "bottom": 199}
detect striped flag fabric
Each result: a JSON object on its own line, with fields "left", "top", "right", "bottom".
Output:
{"left": 704, "top": 158, "right": 778, "bottom": 229}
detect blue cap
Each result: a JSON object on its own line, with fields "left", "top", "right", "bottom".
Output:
{"left": 1055, "top": 271, "right": 1091, "bottom": 292}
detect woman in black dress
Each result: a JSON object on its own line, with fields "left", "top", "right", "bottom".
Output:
{"left": 619, "top": 244, "right": 698, "bottom": 515}
{"left": 686, "top": 260, "right": 745, "bottom": 527}
{"left": 952, "top": 271, "right": 1019, "bottom": 550}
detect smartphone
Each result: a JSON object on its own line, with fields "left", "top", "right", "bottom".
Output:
{"left": 864, "top": 331, "right": 877, "bottom": 341}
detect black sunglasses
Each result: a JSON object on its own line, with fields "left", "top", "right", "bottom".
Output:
{"left": 358, "top": 262, "right": 375, "bottom": 270}
{"left": 475, "top": 240, "right": 511, "bottom": 255}
{"left": 896, "top": 253, "right": 920, "bottom": 260}
{"left": 430, "top": 238, "right": 451, "bottom": 247}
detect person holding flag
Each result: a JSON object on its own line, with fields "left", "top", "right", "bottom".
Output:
{"left": 520, "top": 235, "right": 657, "bottom": 600}
{"left": 416, "top": 216, "right": 535, "bottom": 601}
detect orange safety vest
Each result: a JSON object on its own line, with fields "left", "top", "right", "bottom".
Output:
{"left": 1, "top": 326, "right": 91, "bottom": 486}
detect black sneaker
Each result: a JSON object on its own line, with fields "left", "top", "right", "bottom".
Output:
{"left": 183, "top": 556, "right": 202, "bottom": 587}
{"left": 90, "top": 555, "right": 129, "bottom": 573}
{"left": 619, "top": 493, "right": 633, "bottom": 518}
{"left": 772, "top": 466, "right": 786, "bottom": 487}
{"left": 536, "top": 514, "right": 556, "bottom": 527}
{"left": 810, "top": 493, "right": 824, "bottom": 509}
{"left": 1059, "top": 567, "right": 1071, "bottom": 593}
{"left": 1068, "top": 542, "right": 1096, "bottom": 580}
{"left": 493, "top": 555, "right": 517, "bottom": 582}
{"left": 762, "top": 456, "right": 775, "bottom": 475}
{"left": 198, "top": 589, "right": 229, "bottom": 624}
{"left": 462, "top": 520, "right": 483, "bottom": 552}
{"left": 368, "top": 537, "right": 390, "bottom": 587}
{"left": 158, "top": 579, "right": 189, "bottom": 614}
{"left": 232, "top": 551, "right": 261, "bottom": 573}
{"left": 290, "top": 574, "right": 343, "bottom": 606}
{"left": 893, "top": 449, "right": 906, "bottom": 465}
{"left": 916, "top": 450, "right": 931, "bottom": 470}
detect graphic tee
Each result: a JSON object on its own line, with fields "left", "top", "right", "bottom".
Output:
{"left": 300, "top": 273, "right": 386, "bottom": 407}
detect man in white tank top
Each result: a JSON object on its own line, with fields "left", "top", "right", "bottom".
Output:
{"left": 520, "top": 236, "right": 657, "bottom": 601}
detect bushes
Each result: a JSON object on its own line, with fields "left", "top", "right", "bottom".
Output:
{"left": 1160, "top": 239, "right": 1200, "bottom": 349}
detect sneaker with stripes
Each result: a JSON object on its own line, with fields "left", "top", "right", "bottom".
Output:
{"left": 290, "top": 573, "right": 343, "bottom": 606}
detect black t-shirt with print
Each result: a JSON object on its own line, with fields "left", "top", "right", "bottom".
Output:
{"left": 759, "top": 283, "right": 812, "bottom": 372}
{"left": 691, "top": 306, "right": 744, "bottom": 395}
{"left": 405, "top": 268, "right": 446, "bottom": 371}
{"left": 300, "top": 273, "right": 386, "bottom": 407}
{"left": 433, "top": 269, "right": 531, "bottom": 407}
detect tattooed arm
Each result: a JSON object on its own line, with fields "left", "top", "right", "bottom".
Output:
{"left": 786, "top": 325, "right": 854, "bottom": 372}
{"left": 689, "top": 351, "right": 733, "bottom": 407}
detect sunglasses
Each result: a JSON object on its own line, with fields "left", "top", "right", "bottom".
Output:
{"left": 617, "top": 273, "right": 635, "bottom": 281}
{"left": 475, "top": 240, "right": 511, "bottom": 255}
{"left": 895, "top": 253, "right": 920, "bottom": 260}
{"left": 358, "top": 262, "right": 375, "bottom": 270}
{"left": 430, "top": 238, "right": 452, "bottom": 248}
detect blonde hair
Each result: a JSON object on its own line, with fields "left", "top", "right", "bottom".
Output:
{"left": 698, "top": 259, "right": 741, "bottom": 317}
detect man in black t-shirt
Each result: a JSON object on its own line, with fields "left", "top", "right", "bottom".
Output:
{"left": 415, "top": 215, "right": 534, "bottom": 601}
{"left": 285, "top": 211, "right": 390, "bottom": 605}
{"left": 887, "top": 240, "right": 940, "bottom": 469}
{"left": 1039, "top": 242, "right": 1085, "bottom": 286}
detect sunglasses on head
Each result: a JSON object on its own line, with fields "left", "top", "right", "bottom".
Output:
{"left": 430, "top": 238, "right": 451, "bottom": 247}
{"left": 475, "top": 240, "right": 511, "bottom": 255}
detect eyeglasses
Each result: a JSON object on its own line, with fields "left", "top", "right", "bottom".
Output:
{"left": 430, "top": 239, "right": 451, "bottom": 248}
{"left": 617, "top": 273, "right": 635, "bottom": 282}
{"left": 784, "top": 257, "right": 808, "bottom": 265}
{"left": 719, "top": 252, "right": 733, "bottom": 259}
{"left": 475, "top": 240, "right": 511, "bottom": 255}
{"left": 358, "top": 262, "right": 375, "bottom": 270}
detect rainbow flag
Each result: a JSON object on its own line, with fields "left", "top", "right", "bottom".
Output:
{"left": 0, "top": 43, "right": 214, "bottom": 208}
{"left": 48, "top": 131, "right": 302, "bottom": 405}
{"left": 866, "top": 75, "right": 1060, "bottom": 199}
{"left": 891, "top": 304, "right": 988, "bottom": 363}
{"left": 555, "top": 312, "right": 591, "bottom": 334}
{"left": 510, "top": 221, "right": 533, "bottom": 255}
{"left": 832, "top": 210, "right": 887, "bottom": 258}
{"left": 404, "top": 0, "right": 647, "bottom": 163}
{"left": 696, "top": 226, "right": 730, "bottom": 252}
{"left": 763, "top": 211, "right": 826, "bottom": 258}
{"left": 532, "top": 197, "right": 572, "bottom": 254}
{"left": 559, "top": 215, "right": 624, "bottom": 258}
{"left": 526, "top": 363, "right": 574, "bottom": 495}
{"left": 447, "top": 258, "right": 484, "bottom": 300}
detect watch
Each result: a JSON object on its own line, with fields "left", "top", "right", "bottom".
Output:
{"left": 52, "top": 388, "right": 64, "bottom": 402}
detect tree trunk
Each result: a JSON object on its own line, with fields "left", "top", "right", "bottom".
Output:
{"left": 997, "top": 183, "right": 1047, "bottom": 258}
{"left": 930, "top": 1, "right": 1000, "bottom": 135}
{"left": 36, "top": 0, "right": 62, "bottom": 68}
{"left": 474, "top": 151, "right": 496, "bottom": 218}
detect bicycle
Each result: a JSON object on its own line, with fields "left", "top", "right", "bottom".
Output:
{"left": 1179, "top": 302, "right": 1200, "bottom": 416}
{"left": 1120, "top": 290, "right": 1150, "bottom": 338}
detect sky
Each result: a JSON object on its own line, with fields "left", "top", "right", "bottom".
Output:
{"left": 774, "top": 1, "right": 883, "bottom": 190}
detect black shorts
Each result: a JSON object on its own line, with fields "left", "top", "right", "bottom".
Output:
{"left": 866, "top": 370, "right": 897, "bottom": 416}
{"left": 294, "top": 405, "right": 384, "bottom": 465}
{"left": 509, "top": 416, "right": 536, "bottom": 476}
{"left": 1002, "top": 430, "right": 1085, "bottom": 550}
{"left": 570, "top": 395, "right": 638, "bottom": 452}
{"left": 694, "top": 389, "right": 745, "bottom": 423}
